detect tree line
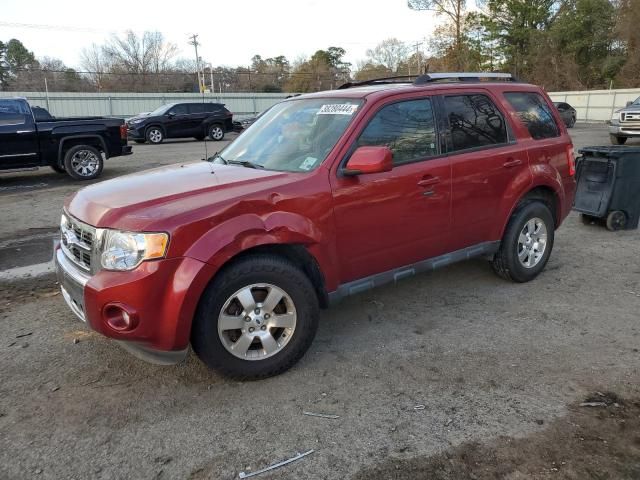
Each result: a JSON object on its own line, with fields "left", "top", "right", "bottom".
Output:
{"left": 0, "top": 0, "right": 637, "bottom": 94}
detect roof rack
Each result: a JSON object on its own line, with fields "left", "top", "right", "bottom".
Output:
{"left": 414, "top": 72, "right": 517, "bottom": 84}
{"left": 337, "top": 75, "right": 419, "bottom": 90}
{"left": 337, "top": 72, "right": 517, "bottom": 89}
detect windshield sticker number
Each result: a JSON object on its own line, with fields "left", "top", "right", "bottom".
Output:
{"left": 317, "top": 104, "right": 359, "bottom": 115}
{"left": 299, "top": 156, "right": 318, "bottom": 171}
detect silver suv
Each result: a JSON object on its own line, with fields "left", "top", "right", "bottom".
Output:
{"left": 609, "top": 97, "right": 640, "bottom": 145}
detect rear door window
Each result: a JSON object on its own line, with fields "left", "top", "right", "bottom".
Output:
{"left": 443, "top": 94, "right": 508, "bottom": 152}
{"left": 188, "top": 104, "right": 205, "bottom": 114}
{"left": 504, "top": 92, "right": 560, "bottom": 140}
{"left": 356, "top": 98, "right": 438, "bottom": 166}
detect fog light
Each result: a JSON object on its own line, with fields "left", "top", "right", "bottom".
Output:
{"left": 104, "top": 304, "right": 138, "bottom": 332}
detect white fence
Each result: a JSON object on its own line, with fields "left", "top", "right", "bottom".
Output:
{"left": 0, "top": 91, "right": 292, "bottom": 119}
{"left": 2, "top": 88, "right": 639, "bottom": 122}
{"left": 548, "top": 88, "right": 640, "bottom": 122}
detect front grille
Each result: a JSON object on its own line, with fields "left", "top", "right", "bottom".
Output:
{"left": 61, "top": 214, "right": 97, "bottom": 272}
{"left": 621, "top": 112, "right": 640, "bottom": 123}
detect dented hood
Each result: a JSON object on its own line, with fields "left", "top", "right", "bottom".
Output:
{"left": 66, "top": 161, "right": 298, "bottom": 231}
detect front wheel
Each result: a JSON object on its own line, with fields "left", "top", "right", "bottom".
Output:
{"left": 146, "top": 127, "right": 164, "bottom": 144}
{"left": 610, "top": 135, "right": 627, "bottom": 145}
{"left": 63, "top": 145, "right": 104, "bottom": 180}
{"left": 492, "top": 201, "right": 555, "bottom": 283}
{"left": 208, "top": 124, "right": 225, "bottom": 141}
{"left": 192, "top": 255, "right": 319, "bottom": 379}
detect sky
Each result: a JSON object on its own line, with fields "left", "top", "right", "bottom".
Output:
{"left": 1, "top": 0, "right": 441, "bottom": 70}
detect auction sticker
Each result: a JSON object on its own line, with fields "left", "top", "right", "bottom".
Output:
{"left": 317, "top": 104, "right": 359, "bottom": 115}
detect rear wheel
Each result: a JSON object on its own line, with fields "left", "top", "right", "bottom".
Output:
{"left": 492, "top": 200, "right": 555, "bottom": 283}
{"left": 146, "top": 127, "right": 164, "bottom": 144}
{"left": 610, "top": 135, "right": 627, "bottom": 145}
{"left": 208, "top": 124, "right": 225, "bottom": 141}
{"left": 606, "top": 210, "right": 627, "bottom": 231}
{"left": 63, "top": 145, "right": 104, "bottom": 180}
{"left": 192, "top": 255, "right": 319, "bottom": 379}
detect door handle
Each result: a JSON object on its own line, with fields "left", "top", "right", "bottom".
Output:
{"left": 503, "top": 158, "right": 523, "bottom": 168}
{"left": 16, "top": 130, "right": 34, "bottom": 134}
{"left": 417, "top": 176, "right": 441, "bottom": 187}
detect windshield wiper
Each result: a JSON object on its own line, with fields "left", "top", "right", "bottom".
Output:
{"left": 227, "top": 159, "right": 264, "bottom": 169}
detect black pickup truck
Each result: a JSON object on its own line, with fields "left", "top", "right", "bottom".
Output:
{"left": 0, "top": 97, "right": 132, "bottom": 180}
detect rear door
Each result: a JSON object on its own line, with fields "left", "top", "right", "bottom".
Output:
{"left": 440, "top": 91, "right": 531, "bottom": 250}
{"left": 330, "top": 95, "right": 452, "bottom": 282}
{"left": 187, "top": 103, "right": 208, "bottom": 135}
{"left": 0, "top": 99, "right": 39, "bottom": 168}
{"left": 164, "top": 103, "right": 189, "bottom": 137}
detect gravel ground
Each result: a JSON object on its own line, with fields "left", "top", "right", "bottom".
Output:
{"left": 0, "top": 125, "right": 639, "bottom": 480}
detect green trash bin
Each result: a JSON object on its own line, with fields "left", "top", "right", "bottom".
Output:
{"left": 574, "top": 146, "right": 640, "bottom": 231}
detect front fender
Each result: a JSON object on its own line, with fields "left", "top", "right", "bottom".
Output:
{"left": 183, "top": 211, "right": 334, "bottom": 284}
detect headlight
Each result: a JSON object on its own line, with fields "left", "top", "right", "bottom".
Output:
{"left": 130, "top": 118, "right": 145, "bottom": 124}
{"left": 100, "top": 230, "right": 168, "bottom": 271}
{"left": 611, "top": 113, "right": 620, "bottom": 122}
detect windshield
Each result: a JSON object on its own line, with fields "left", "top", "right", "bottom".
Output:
{"left": 633, "top": 97, "right": 640, "bottom": 106}
{"left": 212, "top": 98, "right": 363, "bottom": 173}
{"left": 148, "top": 104, "right": 172, "bottom": 116}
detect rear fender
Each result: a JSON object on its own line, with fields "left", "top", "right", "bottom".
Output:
{"left": 493, "top": 164, "right": 565, "bottom": 240}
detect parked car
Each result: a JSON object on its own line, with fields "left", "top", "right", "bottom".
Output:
{"left": 0, "top": 98, "right": 131, "bottom": 180}
{"left": 126, "top": 102, "right": 233, "bottom": 144}
{"left": 553, "top": 102, "right": 576, "bottom": 128}
{"left": 609, "top": 96, "right": 640, "bottom": 145}
{"left": 56, "top": 73, "right": 576, "bottom": 378}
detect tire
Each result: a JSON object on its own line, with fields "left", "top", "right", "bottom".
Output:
{"left": 192, "top": 255, "right": 319, "bottom": 379}
{"left": 492, "top": 200, "right": 555, "bottom": 283}
{"left": 567, "top": 116, "right": 576, "bottom": 128}
{"left": 208, "top": 124, "right": 225, "bottom": 141}
{"left": 63, "top": 145, "right": 104, "bottom": 181}
{"left": 50, "top": 163, "right": 65, "bottom": 174}
{"left": 606, "top": 210, "right": 627, "bottom": 231}
{"left": 610, "top": 135, "right": 627, "bottom": 145}
{"left": 134, "top": 140, "right": 146, "bottom": 144}
{"left": 146, "top": 127, "right": 164, "bottom": 144}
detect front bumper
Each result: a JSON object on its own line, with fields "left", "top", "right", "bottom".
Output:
{"left": 609, "top": 123, "right": 640, "bottom": 137}
{"left": 127, "top": 126, "right": 146, "bottom": 140}
{"left": 55, "top": 246, "right": 215, "bottom": 364}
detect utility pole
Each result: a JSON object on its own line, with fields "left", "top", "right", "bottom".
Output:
{"left": 413, "top": 41, "right": 424, "bottom": 74}
{"left": 188, "top": 34, "right": 202, "bottom": 92}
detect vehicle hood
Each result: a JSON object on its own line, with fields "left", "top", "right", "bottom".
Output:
{"left": 126, "top": 112, "right": 152, "bottom": 123}
{"left": 66, "top": 161, "right": 297, "bottom": 231}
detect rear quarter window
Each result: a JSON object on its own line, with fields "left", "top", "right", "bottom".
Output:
{"left": 504, "top": 92, "right": 560, "bottom": 140}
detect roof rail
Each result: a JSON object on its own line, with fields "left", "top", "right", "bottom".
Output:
{"left": 337, "top": 75, "right": 418, "bottom": 90}
{"left": 413, "top": 72, "right": 517, "bottom": 84}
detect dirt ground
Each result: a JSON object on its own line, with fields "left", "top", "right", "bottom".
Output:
{"left": 1, "top": 125, "right": 639, "bottom": 479}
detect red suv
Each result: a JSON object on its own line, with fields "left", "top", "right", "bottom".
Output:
{"left": 56, "top": 73, "right": 576, "bottom": 379}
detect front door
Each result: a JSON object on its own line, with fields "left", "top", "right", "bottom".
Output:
{"left": 330, "top": 96, "right": 452, "bottom": 283}
{"left": 164, "top": 103, "right": 190, "bottom": 137}
{"left": 0, "top": 100, "right": 39, "bottom": 168}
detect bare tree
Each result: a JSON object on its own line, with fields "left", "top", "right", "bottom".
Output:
{"left": 80, "top": 44, "right": 109, "bottom": 91}
{"left": 101, "top": 31, "right": 178, "bottom": 91}
{"left": 408, "top": 0, "right": 467, "bottom": 70}
{"left": 365, "top": 38, "right": 410, "bottom": 72}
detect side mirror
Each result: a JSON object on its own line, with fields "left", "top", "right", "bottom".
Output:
{"left": 167, "top": 112, "right": 175, "bottom": 118}
{"left": 343, "top": 146, "right": 393, "bottom": 176}
{"left": 626, "top": 101, "right": 633, "bottom": 107}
